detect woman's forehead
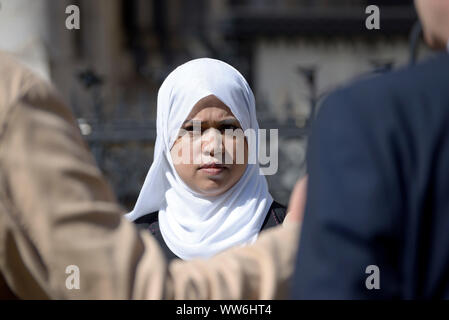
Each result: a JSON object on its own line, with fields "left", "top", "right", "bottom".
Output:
{"left": 186, "top": 95, "right": 237, "bottom": 121}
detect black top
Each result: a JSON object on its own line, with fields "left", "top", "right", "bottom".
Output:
{"left": 134, "top": 201, "right": 286, "bottom": 262}
{"left": 293, "top": 53, "right": 449, "bottom": 299}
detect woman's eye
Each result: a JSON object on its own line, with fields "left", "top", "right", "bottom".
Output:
{"left": 184, "top": 126, "right": 202, "bottom": 132}
{"left": 221, "top": 125, "right": 239, "bottom": 132}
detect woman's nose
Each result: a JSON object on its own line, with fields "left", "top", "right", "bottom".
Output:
{"left": 201, "top": 128, "right": 223, "bottom": 156}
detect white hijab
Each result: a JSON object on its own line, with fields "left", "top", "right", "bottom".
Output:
{"left": 125, "top": 58, "right": 273, "bottom": 260}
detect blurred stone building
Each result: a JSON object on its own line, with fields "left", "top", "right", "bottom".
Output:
{"left": 0, "top": 0, "right": 426, "bottom": 208}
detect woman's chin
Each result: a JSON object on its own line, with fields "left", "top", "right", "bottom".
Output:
{"left": 195, "top": 181, "right": 230, "bottom": 197}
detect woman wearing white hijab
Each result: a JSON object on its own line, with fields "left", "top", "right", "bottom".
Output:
{"left": 126, "top": 58, "right": 286, "bottom": 261}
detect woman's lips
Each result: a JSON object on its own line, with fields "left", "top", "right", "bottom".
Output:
{"left": 198, "top": 163, "right": 228, "bottom": 175}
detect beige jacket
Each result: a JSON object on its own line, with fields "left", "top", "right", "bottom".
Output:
{"left": 0, "top": 52, "right": 300, "bottom": 300}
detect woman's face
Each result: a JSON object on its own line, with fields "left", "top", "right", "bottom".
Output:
{"left": 170, "top": 95, "right": 248, "bottom": 197}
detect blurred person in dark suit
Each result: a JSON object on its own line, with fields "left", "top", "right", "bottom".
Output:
{"left": 0, "top": 51, "right": 304, "bottom": 300}
{"left": 292, "top": 0, "right": 449, "bottom": 299}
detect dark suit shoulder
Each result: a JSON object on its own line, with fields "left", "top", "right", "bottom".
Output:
{"left": 314, "top": 53, "right": 449, "bottom": 175}
{"left": 323, "top": 53, "right": 449, "bottom": 116}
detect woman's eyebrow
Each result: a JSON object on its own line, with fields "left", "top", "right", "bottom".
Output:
{"left": 218, "top": 118, "right": 240, "bottom": 126}
{"left": 182, "top": 118, "right": 239, "bottom": 126}
{"left": 182, "top": 119, "right": 201, "bottom": 126}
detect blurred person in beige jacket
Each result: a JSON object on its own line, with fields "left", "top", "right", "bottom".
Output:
{"left": 0, "top": 51, "right": 305, "bottom": 300}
